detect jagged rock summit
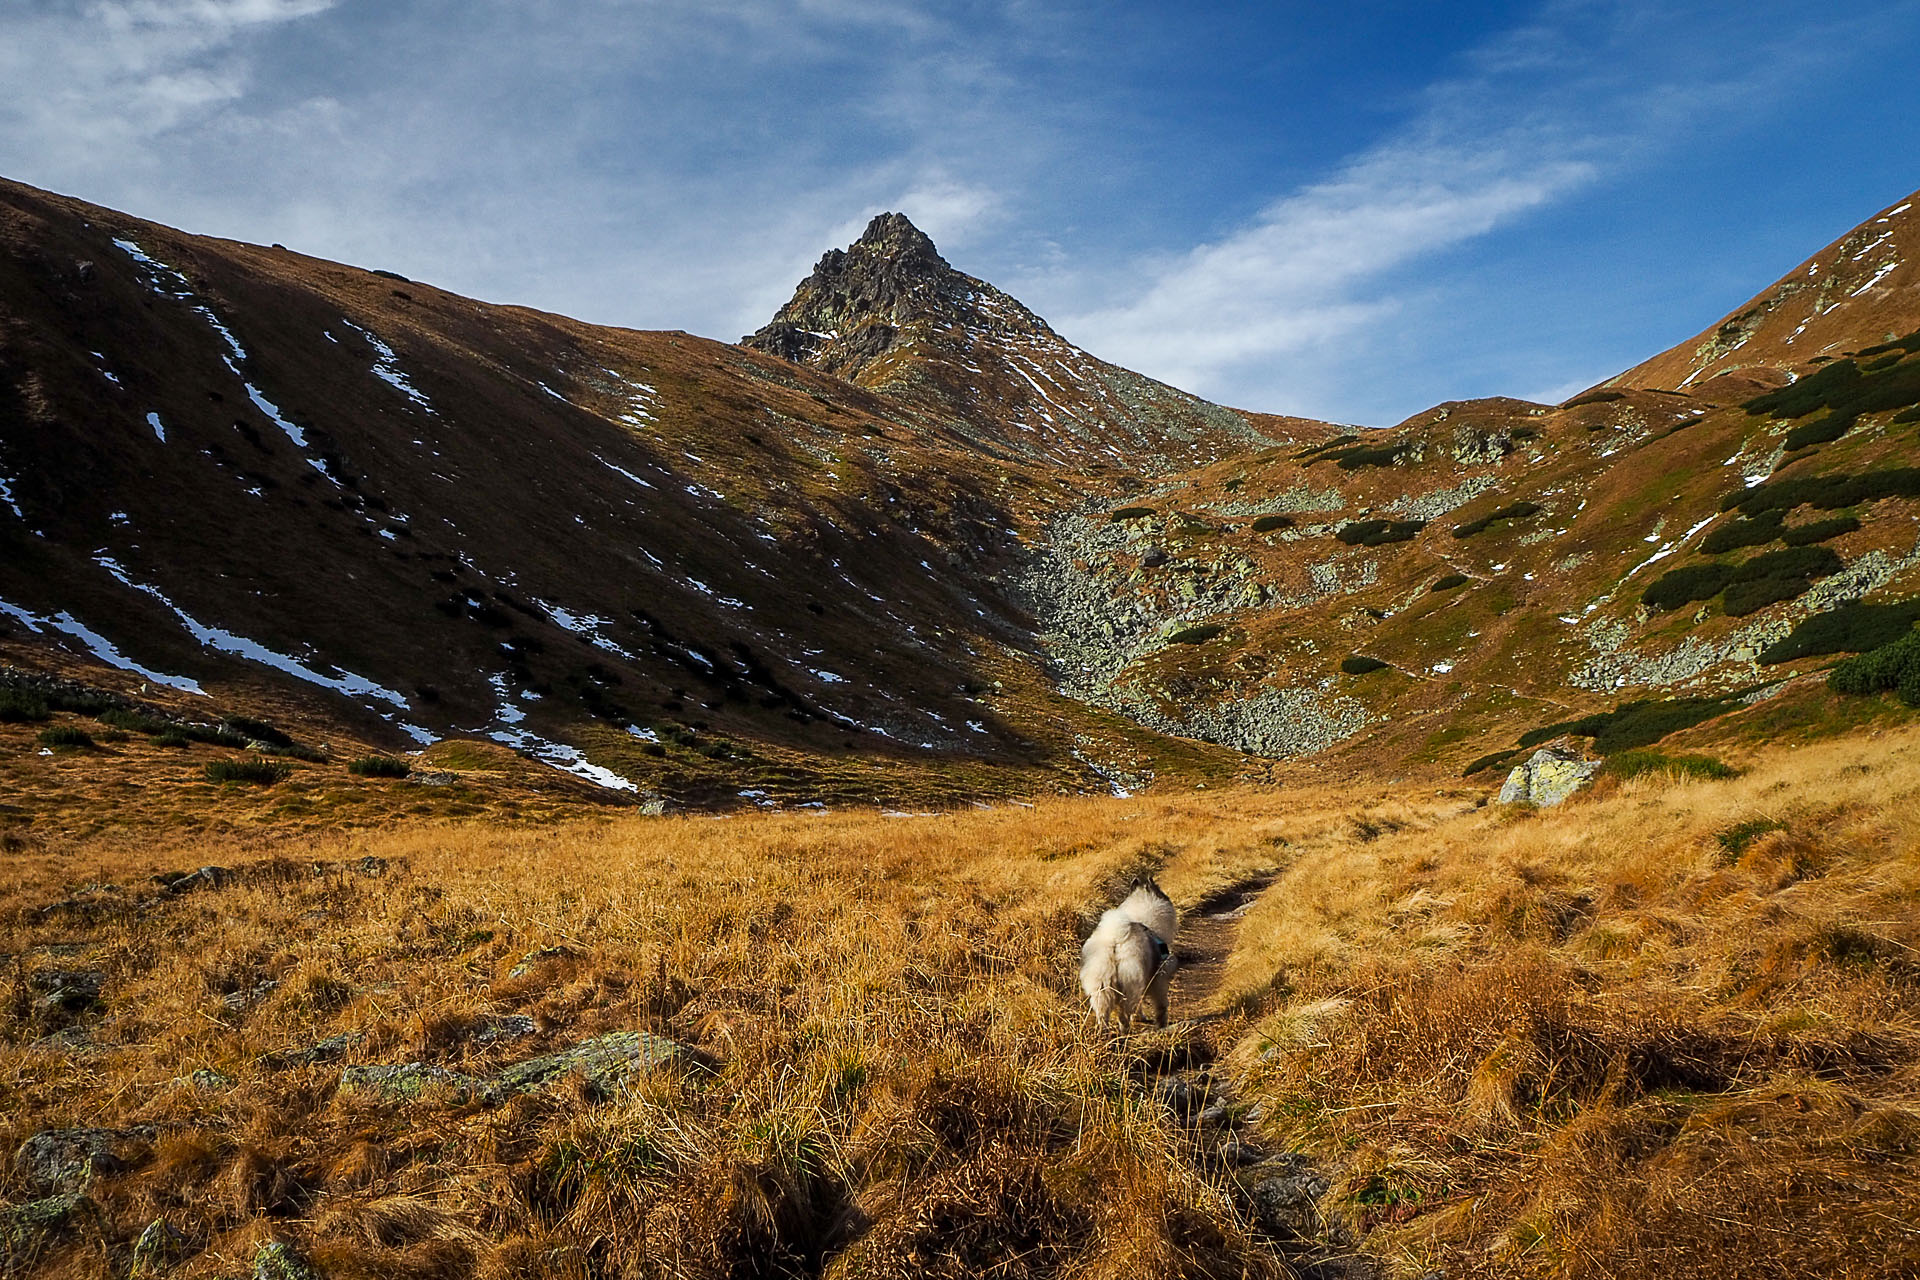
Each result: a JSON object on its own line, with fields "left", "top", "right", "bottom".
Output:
{"left": 746, "top": 212, "right": 957, "bottom": 379}
{"left": 745, "top": 212, "right": 1281, "bottom": 472}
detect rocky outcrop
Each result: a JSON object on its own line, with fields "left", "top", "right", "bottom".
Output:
{"left": 1498, "top": 741, "right": 1603, "bottom": 806}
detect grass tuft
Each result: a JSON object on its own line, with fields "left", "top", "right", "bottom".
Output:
{"left": 204, "top": 757, "right": 295, "bottom": 785}
{"left": 348, "top": 755, "right": 414, "bottom": 778}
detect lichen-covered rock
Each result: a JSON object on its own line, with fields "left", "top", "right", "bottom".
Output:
{"left": 173, "top": 1068, "right": 234, "bottom": 1091}
{"left": 506, "top": 945, "right": 581, "bottom": 979}
{"left": 490, "top": 1030, "right": 695, "bottom": 1101}
{"left": 467, "top": 1013, "right": 537, "bottom": 1045}
{"left": 14, "top": 1127, "right": 150, "bottom": 1193}
{"left": 338, "top": 1062, "right": 484, "bottom": 1102}
{"left": 262, "top": 1030, "right": 362, "bottom": 1069}
{"left": 29, "top": 968, "right": 104, "bottom": 1014}
{"left": 1498, "top": 742, "right": 1603, "bottom": 807}
{"left": 159, "top": 865, "right": 231, "bottom": 895}
{"left": 1, "top": 1191, "right": 89, "bottom": 1263}
{"left": 252, "top": 1240, "right": 323, "bottom": 1280}
{"left": 130, "top": 1218, "right": 191, "bottom": 1275}
{"left": 1246, "top": 1156, "right": 1331, "bottom": 1239}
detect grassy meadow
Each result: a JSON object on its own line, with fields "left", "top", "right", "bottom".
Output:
{"left": 2, "top": 726, "right": 1916, "bottom": 1278}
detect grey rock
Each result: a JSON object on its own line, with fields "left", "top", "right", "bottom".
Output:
{"left": 1153, "top": 1075, "right": 1212, "bottom": 1120}
{"left": 490, "top": 1030, "right": 695, "bottom": 1101}
{"left": 252, "top": 1240, "right": 323, "bottom": 1280}
{"left": 1218, "top": 1139, "right": 1267, "bottom": 1166}
{"left": 30, "top": 1026, "right": 99, "bottom": 1054}
{"left": 1248, "top": 1158, "right": 1331, "bottom": 1239}
{"left": 131, "top": 1218, "right": 192, "bottom": 1275}
{"left": 352, "top": 856, "right": 389, "bottom": 876}
{"left": 507, "top": 945, "right": 580, "bottom": 979}
{"left": 338, "top": 1062, "right": 484, "bottom": 1102}
{"left": 30, "top": 968, "right": 104, "bottom": 1014}
{"left": 1198, "top": 1101, "right": 1235, "bottom": 1127}
{"left": 221, "top": 979, "right": 279, "bottom": 1012}
{"left": 1498, "top": 742, "right": 1602, "bottom": 807}
{"left": 175, "top": 1068, "right": 235, "bottom": 1091}
{"left": 263, "top": 1030, "right": 361, "bottom": 1069}
{"left": 407, "top": 770, "right": 459, "bottom": 787}
{"left": 1, "top": 1191, "right": 90, "bottom": 1262}
{"left": 14, "top": 1127, "right": 151, "bottom": 1193}
{"left": 161, "top": 866, "right": 231, "bottom": 895}
{"left": 468, "top": 1013, "right": 537, "bottom": 1045}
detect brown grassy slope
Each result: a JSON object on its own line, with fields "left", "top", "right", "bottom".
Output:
{"left": 1226, "top": 725, "right": 1920, "bottom": 1278}
{"left": 2, "top": 724, "right": 1915, "bottom": 1278}
{"left": 2, "top": 174, "right": 1263, "bottom": 799}
{"left": 1611, "top": 187, "right": 1920, "bottom": 393}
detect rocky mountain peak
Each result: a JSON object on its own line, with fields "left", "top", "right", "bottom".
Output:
{"left": 743, "top": 212, "right": 959, "bottom": 375}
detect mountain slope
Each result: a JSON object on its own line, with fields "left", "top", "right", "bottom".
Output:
{"left": 743, "top": 213, "right": 1291, "bottom": 472}
{"left": 1, "top": 178, "right": 1271, "bottom": 806}
{"left": 1611, "top": 188, "right": 1920, "bottom": 394}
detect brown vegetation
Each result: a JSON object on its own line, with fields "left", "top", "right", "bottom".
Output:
{"left": 1, "top": 728, "right": 1915, "bottom": 1278}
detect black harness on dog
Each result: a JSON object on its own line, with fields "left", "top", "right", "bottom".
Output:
{"left": 1147, "top": 929, "right": 1172, "bottom": 976}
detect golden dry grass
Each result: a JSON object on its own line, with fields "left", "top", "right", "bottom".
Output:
{"left": 0, "top": 729, "right": 1914, "bottom": 1278}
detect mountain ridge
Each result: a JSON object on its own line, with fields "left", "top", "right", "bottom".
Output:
{"left": 3, "top": 174, "right": 1919, "bottom": 814}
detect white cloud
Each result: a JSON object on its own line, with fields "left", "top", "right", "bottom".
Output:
{"left": 1060, "top": 138, "right": 1596, "bottom": 393}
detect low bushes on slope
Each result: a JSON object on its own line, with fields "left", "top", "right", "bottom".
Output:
{"left": 1722, "top": 466, "right": 1920, "bottom": 516}
{"left": 1743, "top": 335, "right": 1920, "bottom": 425}
{"left": 1761, "top": 598, "right": 1920, "bottom": 663}
{"left": 1337, "top": 518, "right": 1425, "bottom": 547}
{"left": 1341, "top": 655, "right": 1391, "bottom": 675}
{"left": 1642, "top": 546, "right": 1844, "bottom": 614}
{"left": 1451, "top": 501, "right": 1542, "bottom": 539}
{"left": 1828, "top": 625, "right": 1920, "bottom": 706}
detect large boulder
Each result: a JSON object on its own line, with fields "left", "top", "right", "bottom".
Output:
{"left": 14, "top": 1127, "right": 151, "bottom": 1194}
{"left": 1498, "top": 741, "right": 1602, "bottom": 807}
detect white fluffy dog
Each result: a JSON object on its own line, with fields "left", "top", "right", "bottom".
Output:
{"left": 1080, "top": 879, "right": 1178, "bottom": 1033}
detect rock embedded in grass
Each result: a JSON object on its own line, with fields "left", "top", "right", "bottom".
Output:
{"left": 1244, "top": 1155, "right": 1331, "bottom": 1240}
{"left": 1497, "top": 742, "right": 1602, "bottom": 807}
{"left": 253, "top": 1240, "right": 324, "bottom": 1280}
{"left": 13, "top": 1126, "right": 151, "bottom": 1193}
{"left": 130, "top": 1218, "right": 192, "bottom": 1275}
{"left": 339, "top": 1062, "right": 486, "bottom": 1102}
{"left": 488, "top": 1029, "right": 696, "bottom": 1101}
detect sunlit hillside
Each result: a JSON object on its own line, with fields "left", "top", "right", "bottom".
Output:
{"left": 4, "top": 721, "right": 1914, "bottom": 1278}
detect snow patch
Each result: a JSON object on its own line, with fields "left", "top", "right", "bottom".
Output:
{"left": 146, "top": 411, "right": 167, "bottom": 443}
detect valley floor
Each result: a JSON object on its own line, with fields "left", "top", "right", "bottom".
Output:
{"left": 2, "top": 725, "right": 1917, "bottom": 1278}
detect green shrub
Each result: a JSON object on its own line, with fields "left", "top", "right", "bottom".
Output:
{"left": 1295, "top": 433, "right": 1359, "bottom": 459}
{"left": 99, "top": 708, "right": 176, "bottom": 735}
{"left": 1716, "top": 817, "right": 1787, "bottom": 859}
{"left": 1562, "top": 389, "right": 1626, "bottom": 407}
{"left": 1340, "top": 655, "right": 1390, "bottom": 675}
{"left": 1894, "top": 405, "right": 1920, "bottom": 424}
{"left": 348, "top": 755, "right": 412, "bottom": 778}
{"left": 1643, "top": 545, "right": 1843, "bottom": 614}
{"left": 1761, "top": 599, "right": 1920, "bottom": 663}
{"left": 1108, "top": 506, "right": 1156, "bottom": 522}
{"left": 1517, "top": 695, "right": 1742, "bottom": 755}
{"left": 1743, "top": 346, "right": 1920, "bottom": 423}
{"left": 1166, "top": 624, "right": 1225, "bottom": 645}
{"left": 1462, "top": 747, "right": 1527, "bottom": 777}
{"left": 0, "top": 689, "right": 50, "bottom": 722}
{"left": 37, "top": 724, "right": 95, "bottom": 749}
{"left": 1725, "top": 467, "right": 1920, "bottom": 516}
{"left": 1329, "top": 444, "right": 1407, "bottom": 470}
{"left": 204, "top": 758, "right": 293, "bottom": 785}
{"left": 1701, "top": 510, "right": 1783, "bottom": 555}
{"left": 1452, "top": 502, "right": 1544, "bottom": 539}
{"left": 1782, "top": 411, "right": 1855, "bottom": 451}
{"left": 1781, "top": 515, "right": 1860, "bottom": 545}
{"left": 1828, "top": 625, "right": 1920, "bottom": 705}
{"left": 1430, "top": 573, "right": 1471, "bottom": 593}
{"left": 223, "top": 715, "right": 293, "bottom": 748}
{"left": 1719, "top": 545, "right": 1846, "bottom": 617}
{"left": 1643, "top": 563, "right": 1735, "bottom": 611}
{"left": 1337, "top": 518, "right": 1425, "bottom": 546}
{"left": 1606, "top": 750, "right": 1738, "bottom": 781}
{"left": 151, "top": 730, "right": 190, "bottom": 748}
{"left": 1250, "top": 514, "right": 1294, "bottom": 533}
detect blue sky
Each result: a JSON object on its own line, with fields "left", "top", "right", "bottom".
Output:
{"left": 4, "top": 1, "right": 1919, "bottom": 426}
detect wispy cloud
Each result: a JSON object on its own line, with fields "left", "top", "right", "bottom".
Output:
{"left": 1060, "top": 138, "right": 1597, "bottom": 398}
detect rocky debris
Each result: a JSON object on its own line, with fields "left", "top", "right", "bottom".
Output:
{"left": 338, "top": 1062, "right": 484, "bottom": 1102}
{"left": 490, "top": 1030, "right": 697, "bottom": 1101}
{"left": 157, "top": 866, "right": 230, "bottom": 895}
{"left": 173, "top": 1067, "right": 235, "bottom": 1091}
{"left": 30, "top": 1026, "right": 99, "bottom": 1053}
{"left": 263, "top": 1030, "right": 362, "bottom": 1069}
{"left": 468, "top": 1013, "right": 538, "bottom": 1045}
{"left": 407, "top": 769, "right": 460, "bottom": 786}
{"left": 1154, "top": 1073, "right": 1212, "bottom": 1120}
{"left": 130, "top": 1218, "right": 192, "bottom": 1275}
{"left": 221, "top": 979, "right": 279, "bottom": 1012}
{"left": 29, "top": 967, "right": 104, "bottom": 1015}
{"left": 507, "top": 944, "right": 583, "bottom": 979}
{"left": 1497, "top": 741, "right": 1603, "bottom": 807}
{"left": 0, "top": 1191, "right": 90, "bottom": 1265}
{"left": 338, "top": 1030, "right": 696, "bottom": 1105}
{"left": 1216, "top": 1138, "right": 1268, "bottom": 1166}
{"left": 253, "top": 1240, "right": 324, "bottom": 1280}
{"left": 1246, "top": 1154, "right": 1333, "bottom": 1240}
{"left": 14, "top": 1127, "right": 152, "bottom": 1193}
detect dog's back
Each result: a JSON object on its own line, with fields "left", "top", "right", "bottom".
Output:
{"left": 1080, "top": 879, "right": 1178, "bottom": 1031}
